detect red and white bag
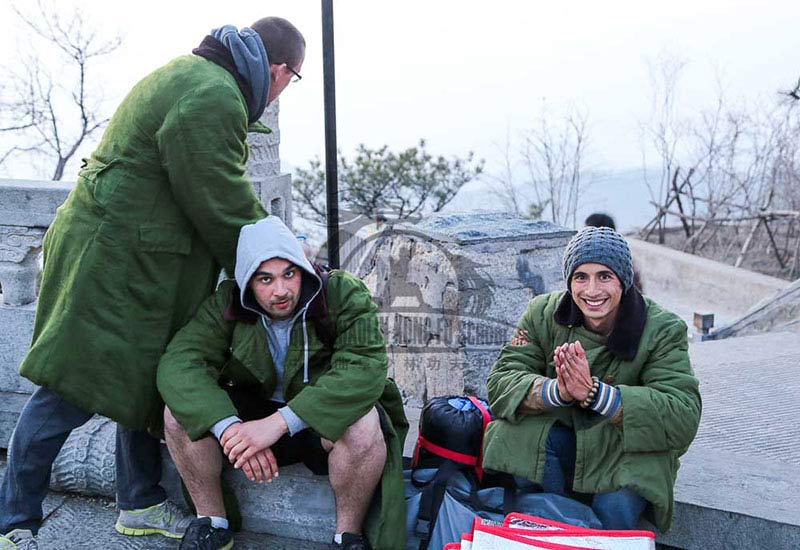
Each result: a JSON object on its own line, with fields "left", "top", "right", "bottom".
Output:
{"left": 470, "top": 522, "right": 595, "bottom": 550}
{"left": 447, "top": 512, "right": 657, "bottom": 550}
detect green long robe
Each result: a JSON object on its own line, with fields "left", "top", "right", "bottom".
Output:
{"left": 20, "top": 54, "right": 267, "bottom": 429}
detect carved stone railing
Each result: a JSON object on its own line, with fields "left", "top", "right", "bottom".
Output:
{"left": 0, "top": 180, "right": 72, "bottom": 306}
{"left": 359, "top": 212, "right": 575, "bottom": 407}
{"left": 0, "top": 180, "right": 71, "bottom": 406}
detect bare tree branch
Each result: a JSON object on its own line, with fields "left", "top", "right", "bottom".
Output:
{"left": 639, "top": 55, "right": 800, "bottom": 277}
{"left": 780, "top": 76, "right": 800, "bottom": 101}
{"left": 485, "top": 126, "right": 525, "bottom": 215}
{"left": 0, "top": 0, "right": 121, "bottom": 178}
{"left": 489, "top": 102, "right": 590, "bottom": 225}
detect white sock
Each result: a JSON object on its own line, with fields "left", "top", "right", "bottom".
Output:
{"left": 333, "top": 533, "right": 344, "bottom": 544}
{"left": 197, "top": 515, "right": 229, "bottom": 530}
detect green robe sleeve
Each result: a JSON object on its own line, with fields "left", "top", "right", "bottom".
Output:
{"left": 288, "top": 273, "right": 389, "bottom": 442}
{"left": 155, "top": 84, "right": 267, "bottom": 275}
{"left": 618, "top": 316, "right": 702, "bottom": 454}
{"left": 486, "top": 294, "right": 553, "bottom": 424}
{"left": 157, "top": 282, "right": 238, "bottom": 441}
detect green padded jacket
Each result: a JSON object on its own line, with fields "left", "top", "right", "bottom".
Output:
{"left": 157, "top": 274, "right": 409, "bottom": 550}
{"left": 483, "top": 291, "right": 701, "bottom": 531}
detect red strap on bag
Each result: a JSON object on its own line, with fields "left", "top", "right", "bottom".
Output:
{"left": 466, "top": 396, "right": 491, "bottom": 481}
{"left": 415, "top": 436, "right": 479, "bottom": 466}
{"left": 412, "top": 396, "right": 492, "bottom": 482}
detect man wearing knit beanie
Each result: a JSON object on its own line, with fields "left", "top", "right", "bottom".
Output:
{"left": 584, "top": 212, "right": 644, "bottom": 293}
{"left": 483, "top": 227, "right": 701, "bottom": 533}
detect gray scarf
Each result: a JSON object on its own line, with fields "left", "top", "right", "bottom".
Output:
{"left": 211, "top": 25, "right": 270, "bottom": 123}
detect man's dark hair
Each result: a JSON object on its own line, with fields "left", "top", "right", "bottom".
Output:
{"left": 584, "top": 212, "right": 616, "bottom": 231}
{"left": 251, "top": 17, "right": 306, "bottom": 67}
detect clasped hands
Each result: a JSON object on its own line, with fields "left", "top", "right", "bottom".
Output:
{"left": 512, "top": 329, "right": 593, "bottom": 403}
{"left": 553, "top": 341, "right": 594, "bottom": 403}
{"left": 219, "top": 413, "right": 288, "bottom": 484}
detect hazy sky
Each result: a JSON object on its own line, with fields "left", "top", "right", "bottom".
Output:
{"left": 1, "top": 0, "right": 798, "bottom": 181}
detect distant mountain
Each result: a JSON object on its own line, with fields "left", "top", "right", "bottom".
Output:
{"left": 289, "top": 164, "right": 662, "bottom": 238}
{"left": 443, "top": 167, "right": 660, "bottom": 233}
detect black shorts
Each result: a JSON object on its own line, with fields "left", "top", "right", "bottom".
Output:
{"left": 224, "top": 385, "right": 329, "bottom": 475}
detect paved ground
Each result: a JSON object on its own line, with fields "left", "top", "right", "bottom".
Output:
{"left": 688, "top": 331, "right": 800, "bottom": 466}
{"left": 650, "top": 330, "right": 800, "bottom": 549}
{"left": 0, "top": 454, "right": 330, "bottom": 550}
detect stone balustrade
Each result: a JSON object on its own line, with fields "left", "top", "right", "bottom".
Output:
{"left": 246, "top": 98, "right": 293, "bottom": 228}
{"left": 0, "top": 179, "right": 72, "bottom": 407}
{"left": 0, "top": 179, "right": 72, "bottom": 306}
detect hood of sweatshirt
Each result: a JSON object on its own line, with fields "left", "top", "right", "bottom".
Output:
{"left": 234, "top": 216, "right": 322, "bottom": 384}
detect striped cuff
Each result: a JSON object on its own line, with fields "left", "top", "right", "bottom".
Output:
{"left": 589, "top": 382, "right": 622, "bottom": 418}
{"left": 541, "top": 379, "right": 573, "bottom": 408}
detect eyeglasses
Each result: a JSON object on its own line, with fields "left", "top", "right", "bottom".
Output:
{"left": 285, "top": 64, "right": 302, "bottom": 83}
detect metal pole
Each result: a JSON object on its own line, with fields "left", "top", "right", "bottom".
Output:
{"left": 321, "top": 0, "right": 340, "bottom": 269}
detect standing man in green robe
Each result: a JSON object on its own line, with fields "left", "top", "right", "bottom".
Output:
{"left": 0, "top": 18, "right": 305, "bottom": 550}
{"left": 157, "top": 216, "right": 408, "bottom": 550}
{"left": 483, "top": 227, "right": 701, "bottom": 532}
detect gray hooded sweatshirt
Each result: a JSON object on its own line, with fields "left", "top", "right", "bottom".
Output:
{"left": 210, "top": 216, "right": 322, "bottom": 440}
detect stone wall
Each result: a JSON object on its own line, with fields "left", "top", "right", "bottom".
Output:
{"left": 359, "top": 211, "right": 574, "bottom": 406}
{"left": 0, "top": 181, "right": 69, "bottom": 418}
{"left": 628, "top": 236, "right": 789, "bottom": 327}
{"left": 710, "top": 277, "right": 800, "bottom": 338}
{"left": 246, "top": 99, "right": 293, "bottom": 228}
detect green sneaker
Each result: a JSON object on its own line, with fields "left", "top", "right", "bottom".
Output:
{"left": 115, "top": 500, "right": 193, "bottom": 539}
{"left": 0, "top": 530, "right": 38, "bottom": 550}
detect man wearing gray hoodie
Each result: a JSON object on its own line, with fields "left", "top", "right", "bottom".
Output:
{"left": 157, "top": 216, "right": 408, "bottom": 550}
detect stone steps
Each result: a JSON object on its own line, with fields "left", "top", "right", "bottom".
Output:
{"left": 654, "top": 447, "right": 800, "bottom": 549}
{"left": 0, "top": 456, "right": 331, "bottom": 550}
{"left": 161, "top": 454, "right": 336, "bottom": 544}
{"left": 0, "top": 396, "right": 380, "bottom": 544}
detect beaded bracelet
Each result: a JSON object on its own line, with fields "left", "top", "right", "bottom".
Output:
{"left": 580, "top": 376, "right": 601, "bottom": 409}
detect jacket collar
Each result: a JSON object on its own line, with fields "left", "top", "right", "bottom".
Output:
{"left": 223, "top": 284, "right": 258, "bottom": 324}
{"left": 553, "top": 288, "right": 646, "bottom": 361}
{"left": 192, "top": 36, "right": 257, "bottom": 122}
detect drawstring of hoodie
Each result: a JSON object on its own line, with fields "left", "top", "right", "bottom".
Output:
{"left": 301, "top": 306, "right": 310, "bottom": 384}
{"left": 298, "top": 278, "right": 321, "bottom": 386}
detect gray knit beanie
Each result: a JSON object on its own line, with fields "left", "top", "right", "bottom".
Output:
{"left": 562, "top": 227, "right": 633, "bottom": 291}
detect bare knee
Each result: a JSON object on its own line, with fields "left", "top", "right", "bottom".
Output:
{"left": 336, "top": 408, "right": 385, "bottom": 458}
{"left": 163, "top": 407, "right": 188, "bottom": 440}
